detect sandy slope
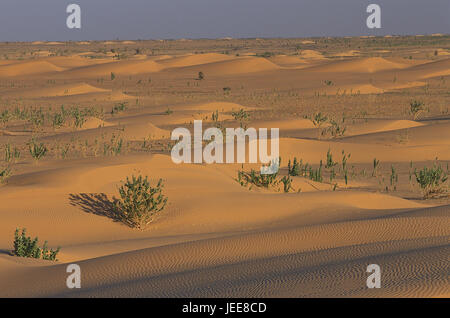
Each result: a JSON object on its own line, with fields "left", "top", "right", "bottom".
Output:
{"left": 0, "top": 153, "right": 448, "bottom": 297}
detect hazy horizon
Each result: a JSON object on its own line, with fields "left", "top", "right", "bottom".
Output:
{"left": 0, "top": 0, "right": 449, "bottom": 42}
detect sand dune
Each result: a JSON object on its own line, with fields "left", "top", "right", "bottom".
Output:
{"left": 300, "top": 50, "right": 326, "bottom": 60}
{"left": 0, "top": 60, "right": 63, "bottom": 77}
{"left": 3, "top": 83, "right": 110, "bottom": 98}
{"left": 60, "top": 59, "right": 164, "bottom": 78}
{"left": 268, "top": 55, "right": 309, "bottom": 67}
{"left": 174, "top": 57, "right": 280, "bottom": 75}
{"left": 305, "top": 57, "right": 410, "bottom": 73}
{"left": 400, "top": 58, "right": 450, "bottom": 79}
{"left": 0, "top": 153, "right": 447, "bottom": 297}
{"left": 159, "top": 53, "right": 234, "bottom": 68}
{"left": 340, "top": 121, "right": 450, "bottom": 146}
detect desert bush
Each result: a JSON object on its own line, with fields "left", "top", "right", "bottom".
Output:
{"left": 288, "top": 157, "right": 301, "bottom": 176}
{"left": 372, "top": 158, "right": 380, "bottom": 177}
{"left": 223, "top": 87, "right": 232, "bottom": 94}
{"left": 0, "top": 110, "right": 10, "bottom": 126}
{"left": 231, "top": 108, "right": 249, "bottom": 121}
{"left": 52, "top": 112, "right": 65, "bottom": 128}
{"left": 237, "top": 169, "right": 279, "bottom": 189}
{"left": 71, "top": 107, "right": 87, "bottom": 128}
{"left": 0, "top": 166, "right": 11, "bottom": 184}
{"left": 409, "top": 100, "right": 426, "bottom": 120}
{"left": 415, "top": 164, "right": 448, "bottom": 198}
{"left": 13, "top": 228, "right": 60, "bottom": 261}
{"left": 28, "top": 139, "right": 47, "bottom": 161}
{"left": 325, "top": 149, "right": 338, "bottom": 169}
{"left": 111, "top": 102, "right": 128, "bottom": 115}
{"left": 307, "top": 112, "right": 328, "bottom": 139}
{"left": 281, "top": 176, "right": 293, "bottom": 193}
{"left": 4, "top": 143, "right": 20, "bottom": 163}
{"left": 326, "top": 118, "right": 347, "bottom": 138}
{"left": 103, "top": 134, "right": 124, "bottom": 156}
{"left": 308, "top": 161, "right": 323, "bottom": 183}
{"left": 198, "top": 71, "right": 205, "bottom": 80}
{"left": 390, "top": 165, "right": 398, "bottom": 191}
{"left": 113, "top": 175, "right": 168, "bottom": 229}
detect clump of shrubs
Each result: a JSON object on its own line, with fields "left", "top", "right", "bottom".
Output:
{"left": 113, "top": 175, "right": 168, "bottom": 230}
{"left": 13, "top": 228, "right": 60, "bottom": 261}
{"left": 415, "top": 164, "right": 448, "bottom": 198}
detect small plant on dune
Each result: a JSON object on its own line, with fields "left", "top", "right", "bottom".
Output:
{"left": 0, "top": 166, "right": 12, "bottom": 184}
{"left": 326, "top": 118, "right": 347, "bottom": 139}
{"left": 102, "top": 133, "right": 125, "bottom": 156}
{"left": 198, "top": 71, "right": 205, "bottom": 80}
{"left": 237, "top": 168, "right": 279, "bottom": 189}
{"left": 414, "top": 164, "right": 449, "bottom": 199}
{"left": 390, "top": 165, "right": 398, "bottom": 191}
{"left": 52, "top": 112, "right": 66, "bottom": 129}
{"left": 113, "top": 175, "right": 168, "bottom": 229}
{"left": 325, "top": 148, "right": 338, "bottom": 169}
{"left": 4, "top": 143, "right": 20, "bottom": 163}
{"left": 211, "top": 110, "right": 219, "bottom": 123}
{"left": 372, "top": 158, "right": 380, "bottom": 177}
{"left": 13, "top": 228, "right": 60, "bottom": 261}
{"left": 111, "top": 72, "right": 116, "bottom": 81}
{"left": 0, "top": 110, "right": 10, "bottom": 127}
{"left": 71, "top": 107, "right": 87, "bottom": 129}
{"left": 231, "top": 108, "right": 250, "bottom": 128}
{"left": 111, "top": 102, "right": 128, "bottom": 115}
{"left": 341, "top": 151, "right": 351, "bottom": 185}
{"left": 308, "top": 112, "right": 328, "bottom": 139}
{"left": 223, "top": 87, "right": 232, "bottom": 95}
{"left": 28, "top": 139, "right": 48, "bottom": 161}
{"left": 308, "top": 161, "right": 323, "bottom": 183}
{"left": 164, "top": 108, "right": 173, "bottom": 115}
{"left": 288, "top": 157, "right": 301, "bottom": 176}
{"left": 281, "top": 176, "right": 294, "bottom": 193}
{"left": 409, "top": 100, "right": 426, "bottom": 120}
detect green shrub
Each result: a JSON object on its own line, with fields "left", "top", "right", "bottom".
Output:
{"left": 113, "top": 175, "right": 168, "bottom": 229}
{"left": 237, "top": 169, "right": 279, "bottom": 189}
{"left": 325, "top": 149, "right": 338, "bottom": 169}
{"left": 415, "top": 164, "right": 448, "bottom": 198}
{"left": 13, "top": 228, "right": 60, "bottom": 261}
{"left": 308, "top": 161, "right": 323, "bottom": 183}
{"left": 111, "top": 102, "right": 128, "bottom": 115}
{"left": 288, "top": 157, "right": 301, "bottom": 176}
{"left": 28, "top": 139, "right": 47, "bottom": 161}
{"left": 281, "top": 176, "right": 293, "bottom": 193}
{"left": 410, "top": 100, "right": 426, "bottom": 120}
{"left": 0, "top": 166, "right": 11, "bottom": 184}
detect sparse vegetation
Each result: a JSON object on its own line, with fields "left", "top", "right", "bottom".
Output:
{"left": 409, "top": 100, "right": 426, "bottom": 120}
{"left": 111, "top": 102, "right": 128, "bottom": 115}
{"left": 0, "top": 166, "right": 11, "bottom": 184}
{"left": 28, "top": 139, "right": 48, "bottom": 161}
{"left": 13, "top": 228, "right": 60, "bottom": 261}
{"left": 113, "top": 175, "right": 168, "bottom": 229}
{"left": 415, "top": 164, "right": 448, "bottom": 199}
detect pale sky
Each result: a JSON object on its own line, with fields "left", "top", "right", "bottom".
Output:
{"left": 0, "top": 0, "right": 448, "bottom": 41}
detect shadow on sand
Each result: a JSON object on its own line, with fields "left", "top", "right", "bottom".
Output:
{"left": 69, "top": 193, "right": 122, "bottom": 223}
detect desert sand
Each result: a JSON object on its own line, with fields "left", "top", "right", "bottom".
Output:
{"left": 0, "top": 36, "right": 448, "bottom": 297}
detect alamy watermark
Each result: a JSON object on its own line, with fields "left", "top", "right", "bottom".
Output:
{"left": 65, "top": 4, "right": 382, "bottom": 30}
{"left": 170, "top": 120, "right": 280, "bottom": 174}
